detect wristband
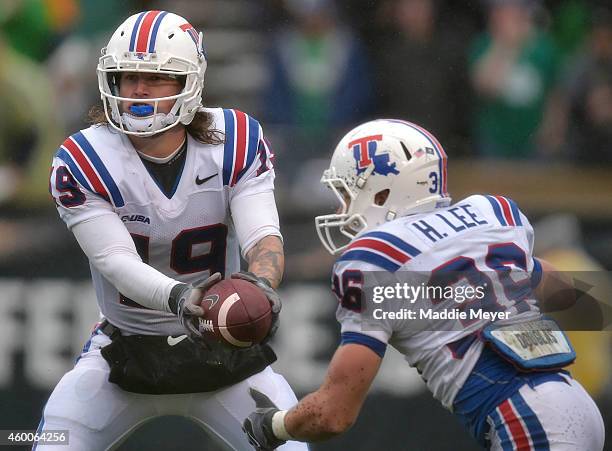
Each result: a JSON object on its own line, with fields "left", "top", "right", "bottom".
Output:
{"left": 167, "top": 283, "right": 189, "bottom": 314}
{"left": 271, "top": 410, "right": 293, "bottom": 440}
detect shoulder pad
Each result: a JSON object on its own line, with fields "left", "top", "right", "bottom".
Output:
{"left": 54, "top": 131, "right": 125, "bottom": 207}
{"left": 221, "top": 109, "right": 261, "bottom": 187}
{"left": 338, "top": 230, "right": 422, "bottom": 272}
{"left": 481, "top": 195, "right": 523, "bottom": 227}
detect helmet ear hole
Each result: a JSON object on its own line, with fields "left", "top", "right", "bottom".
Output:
{"left": 107, "top": 73, "right": 120, "bottom": 96}
{"left": 374, "top": 189, "right": 390, "bottom": 206}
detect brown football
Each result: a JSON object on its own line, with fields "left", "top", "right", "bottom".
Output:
{"left": 198, "top": 279, "right": 272, "bottom": 348}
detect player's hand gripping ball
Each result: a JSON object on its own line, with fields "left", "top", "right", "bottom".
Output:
{"left": 198, "top": 279, "right": 273, "bottom": 348}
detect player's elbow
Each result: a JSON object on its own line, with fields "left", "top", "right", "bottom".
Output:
{"left": 92, "top": 247, "right": 140, "bottom": 279}
{"left": 534, "top": 258, "right": 576, "bottom": 312}
{"left": 538, "top": 287, "right": 576, "bottom": 312}
{"left": 91, "top": 249, "right": 147, "bottom": 301}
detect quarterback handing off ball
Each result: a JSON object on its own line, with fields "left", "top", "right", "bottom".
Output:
{"left": 199, "top": 279, "right": 272, "bottom": 348}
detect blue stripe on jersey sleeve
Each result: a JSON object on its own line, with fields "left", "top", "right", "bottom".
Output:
{"left": 235, "top": 115, "right": 260, "bottom": 184}
{"left": 72, "top": 132, "right": 125, "bottom": 207}
{"left": 222, "top": 109, "right": 235, "bottom": 186}
{"left": 505, "top": 197, "right": 523, "bottom": 226}
{"left": 362, "top": 231, "right": 421, "bottom": 257}
{"left": 484, "top": 195, "right": 507, "bottom": 226}
{"left": 55, "top": 149, "right": 93, "bottom": 192}
{"left": 531, "top": 257, "right": 543, "bottom": 288}
{"left": 339, "top": 250, "right": 401, "bottom": 272}
{"left": 341, "top": 332, "right": 386, "bottom": 358}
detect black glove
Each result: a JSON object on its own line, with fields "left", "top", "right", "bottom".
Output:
{"left": 242, "top": 388, "right": 286, "bottom": 451}
{"left": 231, "top": 272, "right": 281, "bottom": 342}
{"left": 169, "top": 272, "right": 222, "bottom": 339}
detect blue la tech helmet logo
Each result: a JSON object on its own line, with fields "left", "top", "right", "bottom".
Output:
{"left": 350, "top": 135, "right": 399, "bottom": 176}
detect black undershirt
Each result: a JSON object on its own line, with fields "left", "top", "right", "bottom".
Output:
{"left": 139, "top": 140, "right": 188, "bottom": 198}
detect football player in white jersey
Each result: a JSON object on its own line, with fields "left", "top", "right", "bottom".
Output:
{"left": 40, "top": 10, "right": 307, "bottom": 451}
{"left": 243, "top": 120, "right": 605, "bottom": 450}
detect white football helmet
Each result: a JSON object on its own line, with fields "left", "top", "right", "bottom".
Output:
{"left": 316, "top": 119, "right": 451, "bottom": 254}
{"left": 97, "top": 11, "right": 206, "bottom": 136}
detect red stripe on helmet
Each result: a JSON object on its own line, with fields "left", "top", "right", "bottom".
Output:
{"left": 136, "top": 11, "right": 161, "bottom": 53}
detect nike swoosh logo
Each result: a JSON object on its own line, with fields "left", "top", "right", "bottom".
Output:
{"left": 203, "top": 294, "right": 219, "bottom": 310}
{"left": 196, "top": 173, "right": 218, "bottom": 185}
{"left": 167, "top": 335, "right": 188, "bottom": 346}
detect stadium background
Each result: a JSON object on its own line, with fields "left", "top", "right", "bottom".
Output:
{"left": 0, "top": 0, "right": 610, "bottom": 449}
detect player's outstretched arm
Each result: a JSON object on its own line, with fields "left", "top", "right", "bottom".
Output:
{"left": 284, "top": 344, "right": 382, "bottom": 440}
{"left": 72, "top": 213, "right": 184, "bottom": 313}
{"left": 245, "top": 235, "right": 284, "bottom": 289}
{"left": 244, "top": 343, "right": 382, "bottom": 448}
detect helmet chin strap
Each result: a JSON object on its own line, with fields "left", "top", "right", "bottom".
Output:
{"left": 110, "top": 104, "right": 178, "bottom": 134}
{"left": 120, "top": 111, "right": 177, "bottom": 134}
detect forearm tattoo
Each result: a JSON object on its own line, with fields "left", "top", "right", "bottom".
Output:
{"left": 247, "top": 236, "right": 284, "bottom": 288}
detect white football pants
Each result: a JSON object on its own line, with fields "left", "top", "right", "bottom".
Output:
{"left": 487, "top": 375, "right": 605, "bottom": 451}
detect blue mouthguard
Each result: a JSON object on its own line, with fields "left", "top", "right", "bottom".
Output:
{"left": 129, "top": 104, "right": 154, "bottom": 117}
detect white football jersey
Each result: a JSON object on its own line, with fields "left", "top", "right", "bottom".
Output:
{"left": 50, "top": 108, "right": 278, "bottom": 335}
{"left": 332, "top": 194, "right": 542, "bottom": 409}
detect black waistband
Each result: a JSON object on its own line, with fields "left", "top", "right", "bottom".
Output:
{"left": 97, "top": 319, "right": 121, "bottom": 339}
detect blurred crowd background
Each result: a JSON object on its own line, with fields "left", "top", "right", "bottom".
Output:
{"left": 0, "top": 0, "right": 611, "bottom": 450}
